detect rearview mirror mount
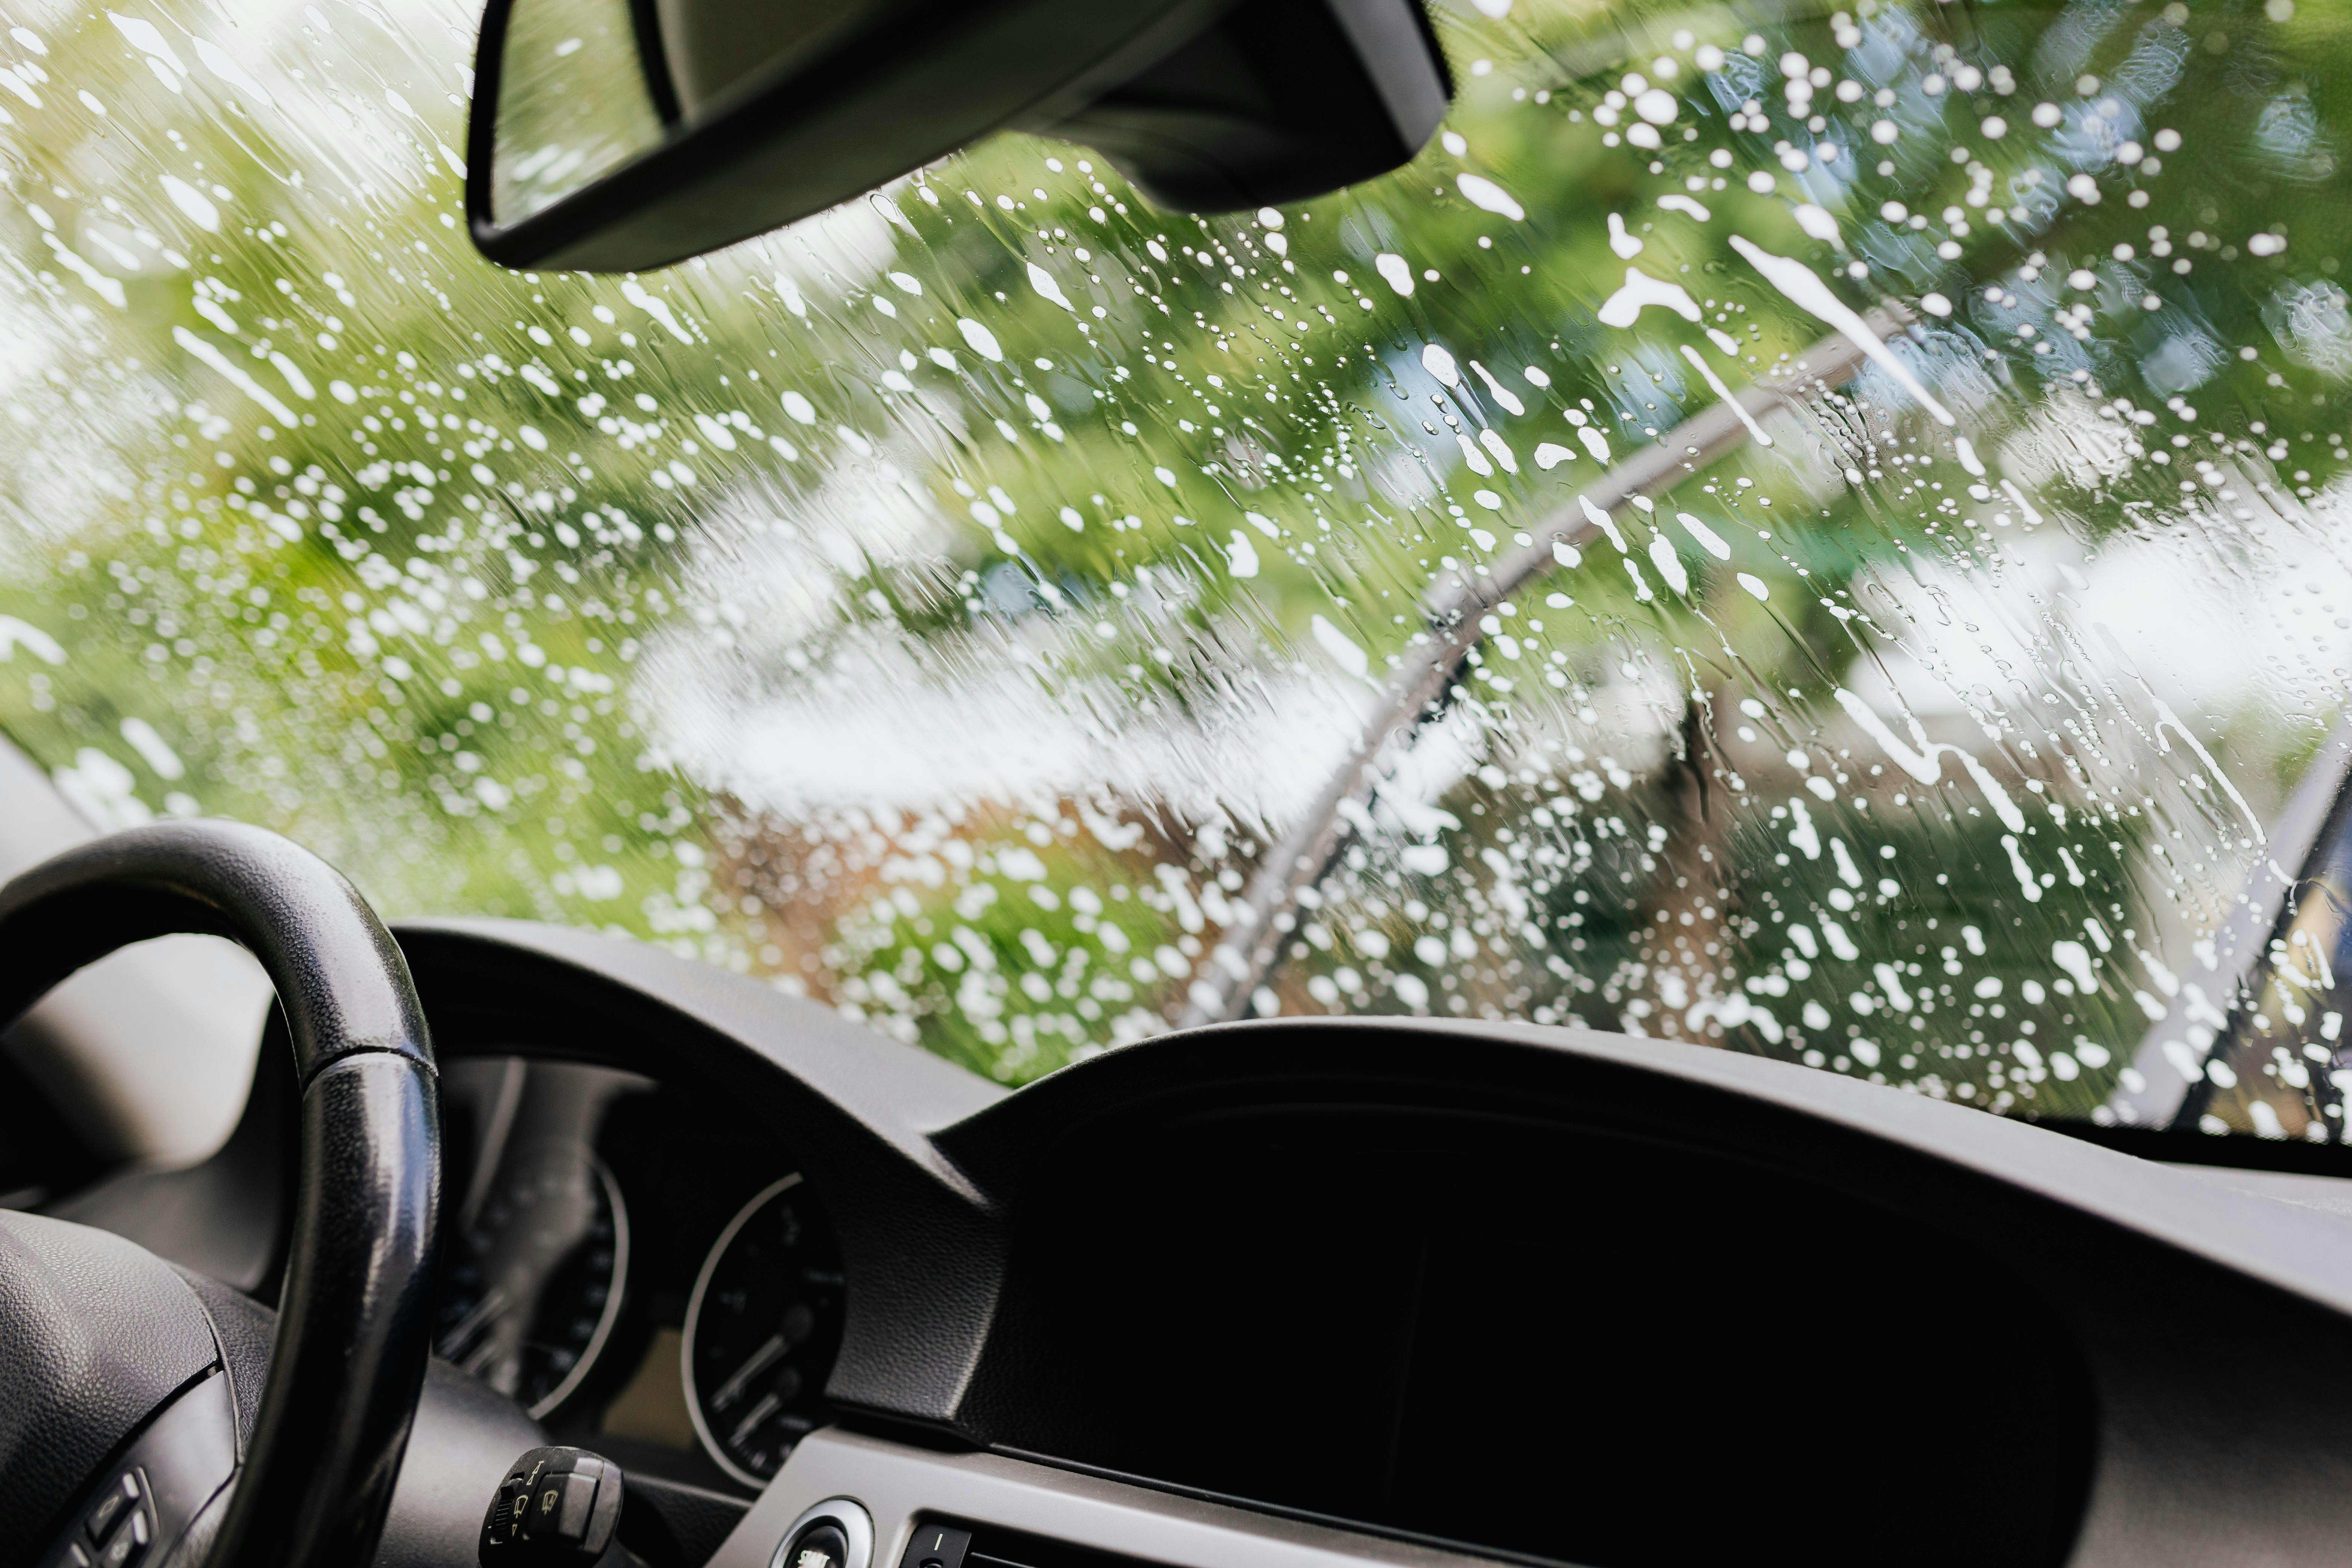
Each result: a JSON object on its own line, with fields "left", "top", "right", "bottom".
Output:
{"left": 464, "top": 0, "right": 1452, "bottom": 273}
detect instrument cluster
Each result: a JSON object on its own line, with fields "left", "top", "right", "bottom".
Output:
{"left": 433, "top": 1058, "right": 842, "bottom": 1492}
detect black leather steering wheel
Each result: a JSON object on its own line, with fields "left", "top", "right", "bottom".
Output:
{"left": 0, "top": 821, "right": 438, "bottom": 1568}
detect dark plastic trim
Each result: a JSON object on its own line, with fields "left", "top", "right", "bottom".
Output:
{"left": 463, "top": 0, "right": 1225, "bottom": 271}
{"left": 392, "top": 917, "right": 1003, "bottom": 1427}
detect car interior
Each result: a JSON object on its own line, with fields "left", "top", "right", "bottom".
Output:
{"left": 6, "top": 0, "right": 2352, "bottom": 1564}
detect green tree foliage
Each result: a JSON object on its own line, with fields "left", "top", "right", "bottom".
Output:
{"left": 0, "top": 0, "right": 2346, "bottom": 1125}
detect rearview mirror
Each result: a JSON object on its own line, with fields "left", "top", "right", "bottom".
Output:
{"left": 464, "top": 0, "right": 1452, "bottom": 273}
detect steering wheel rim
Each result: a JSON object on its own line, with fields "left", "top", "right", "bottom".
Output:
{"left": 0, "top": 820, "right": 439, "bottom": 1568}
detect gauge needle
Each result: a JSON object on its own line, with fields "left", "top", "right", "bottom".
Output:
{"left": 436, "top": 1286, "right": 509, "bottom": 1359}
{"left": 729, "top": 1392, "right": 783, "bottom": 1451}
{"left": 709, "top": 1333, "right": 788, "bottom": 1412}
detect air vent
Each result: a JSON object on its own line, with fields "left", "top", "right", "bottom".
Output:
{"left": 895, "top": 1517, "right": 1157, "bottom": 1568}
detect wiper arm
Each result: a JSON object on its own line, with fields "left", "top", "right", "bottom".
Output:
{"left": 1181, "top": 310, "right": 1908, "bottom": 1028}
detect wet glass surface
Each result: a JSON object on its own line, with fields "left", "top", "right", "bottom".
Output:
{"left": 3, "top": 0, "right": 2351, "bottom": 1138}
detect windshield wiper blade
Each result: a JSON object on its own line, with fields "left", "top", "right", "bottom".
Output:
{"left": 1180, "top": 310, "right": 1910, "bottom": 1028}
{"left": 2113, "top": 715, "right": 2352, "bottom": 1138}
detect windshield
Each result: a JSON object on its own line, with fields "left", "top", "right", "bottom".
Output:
{"left": 1, "top": 0, "right": 2345, "bottom": 1138}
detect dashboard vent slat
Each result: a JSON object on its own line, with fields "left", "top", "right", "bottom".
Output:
{"left": 898, "top": 1518, "right": 1157, "bottom": 1568}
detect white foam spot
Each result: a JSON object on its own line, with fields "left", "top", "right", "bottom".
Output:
{"left": 1597, "top": 267, "right": 1702, "bottom": 328}
{"left": 1676, "top": 512, "right": 1731, "bottom": 559}
{"left": 1312, "top": 615, "right": 1369, "bottom": 677}
{"left": 161, "top": 174, "right": 218, "bottom": 232}
{"left": 957, "top": 318, "right": 1003, "bottom": 361}
{"left": 1456, "top": 173, "right": 1525, "bottom": 221}
{"left": 1467, "top": 360, "right": 1525, "bottom": 415}
{"left": 1836, "top": 688, "right": 2022, "bottom": 829}
{"left": 621, "top": 280, "right": 694, "bottom": 343}
{"left": 1677, "top": 343, "right": 1773, "bottom": 447}
{"left": 1648, "top": 535, "right": 1688, "bottom": 593}
{"left": 1728, "top": 236, "right": 1954, "bottom": 425}
{"left": 0, "top": 616, "right": 66, "bottom": 664}
{"left": 173, "top": 327, "right": 295, "bottom": 424}
{"left": 1401, "top": 843, "right": 1449, "bottom": 875}
{"left": 121, "top": 717, "right": 183, "bottom": 778}
{"left": 1578, "top": 494, "right": 1625, "bottom": 551}
{"left": 108, "top": 11, "right": 183, "bottom": 72}
{"left": 268, "top": 351, "right": 313, "bottom": 399}
{"left": 193, "top": 37, "right": 272, "bottom": 107}
{"left": 1026, "top": 262, "right": 1075, "bottom": 312}
{"left": 1787, "top": 799, "right": 1821, "bottom": 860}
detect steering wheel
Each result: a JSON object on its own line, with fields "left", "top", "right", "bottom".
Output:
{"left": 0, "top": 821, "right": 438, "bottom": 1568}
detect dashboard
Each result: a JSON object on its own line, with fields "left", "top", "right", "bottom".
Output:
{"left": 38, "top": 915, "right": 2352, "bottom": 1568}
{"left": 432, "top": 1059, "right": 844, "bottom": 1496}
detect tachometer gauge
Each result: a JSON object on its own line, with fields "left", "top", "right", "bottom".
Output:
{"left": 682, "top": 1173, "right": 844, "bottom": 1487}
{"left": 433, "top": 1144, "right": 629, "bottom": 1418}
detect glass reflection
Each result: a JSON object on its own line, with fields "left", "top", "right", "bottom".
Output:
{"left": 491, "top": 0, "right": 668, "bottom": 223}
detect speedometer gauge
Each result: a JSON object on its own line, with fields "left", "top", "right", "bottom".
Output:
{"left": 681, "top": 1173, "right": 844, "bottom": 1487}
{"left": 433, "top": 1145, "right": 629, "bottom": 1418}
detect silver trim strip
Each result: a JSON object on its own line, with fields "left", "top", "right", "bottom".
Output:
{"left": 530, "top": 1153, "right": 630, "bottom": 1418}
{"left": 684, "top": 1171, "right": 809, "bottom": 1488}
{"left": 713, "top": 1427, "right": 1509, "bottom": 1568}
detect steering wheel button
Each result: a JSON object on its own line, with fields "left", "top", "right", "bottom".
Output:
{"left": 83, "top": 1474, "right": 138, "bottom": 1544}
{"left": 782, "top": 1523, "right": 850, "bottom": 1568}
{"left": 534, "top": 1471, "right": 600, "bottom": 1541}
{"left": 96, "top": 1508, "right": 148, "bottom": 1568}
